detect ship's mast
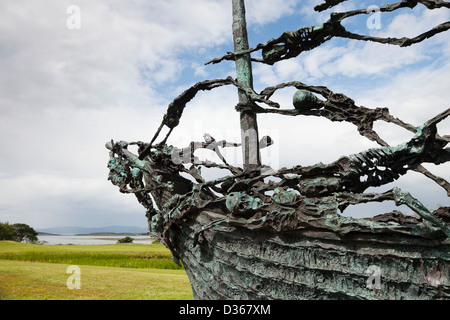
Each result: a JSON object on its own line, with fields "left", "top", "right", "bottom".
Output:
{"left": 232, "top": 0, "right": 261, "bottom": 172}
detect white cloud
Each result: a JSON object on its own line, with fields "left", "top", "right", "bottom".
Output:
{"left": 253, "top": 63, "right": 279, "bottom": 87}
{"left": 191, "top": 62, "right": 209, "bottom": 78}
{"left": 246, "top": 0, "right": 298, "bottom": 25}
{"left": 0, "top": 172, "right": 145, "bottom": 228}
{"left": 302, "top": 44, "right": 349, "bottom": 79}
{"left": 381, "top": 5, "right": 450, "bottom": 38}
{"left": 356, "top": 61, "right": 450, "bottom": 126}
{"left": 274, "top": 59, "right": 305, "bottom": 82}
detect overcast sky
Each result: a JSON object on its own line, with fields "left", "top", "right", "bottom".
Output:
{"left": 0, "top": 0, "right": 449, "bottom": 229}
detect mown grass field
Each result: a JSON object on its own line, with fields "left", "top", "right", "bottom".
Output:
{"left": 0, "top": 241, "right": 193, "bottom": 300}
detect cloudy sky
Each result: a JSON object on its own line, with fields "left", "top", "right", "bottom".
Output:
{"left": 0, "top": 0, "right": 449, "bottom": 230}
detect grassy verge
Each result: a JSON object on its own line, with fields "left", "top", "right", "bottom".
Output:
{"left": 0, "top": 241, "right": 181, "bottom": 269}
{"left": 0, "top": 241, "right": 193, "bottom": 300}
{"left": 0, "top": 260, "right": 193, "bottom": 300}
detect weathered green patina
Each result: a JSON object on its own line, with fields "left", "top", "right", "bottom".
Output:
{"left": 293, "top": 89, "right": 319, "bottom": 110}
{"left": 232, "top": 0, "right": 261, "bottom": 172}
{"left": 106, "top": 0, "right": 450, "bottom": 299}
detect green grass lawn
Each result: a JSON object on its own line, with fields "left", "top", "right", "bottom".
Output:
{"left": 0, "top": 241, "right": 182, "bottom": 269}
{"left": 0, "top": 241, "right": 193, "bottom": 300}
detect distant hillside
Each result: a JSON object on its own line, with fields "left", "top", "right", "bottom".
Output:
{"left": 36, "top": 225, "right": 148, "bottom": 235}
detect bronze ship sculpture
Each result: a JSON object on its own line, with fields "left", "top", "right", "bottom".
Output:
{"left": 106, "top": 0, "right": 450, "bottom": 299}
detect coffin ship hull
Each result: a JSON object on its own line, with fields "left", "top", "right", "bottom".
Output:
{"left": 169, "top": 209, "right": 450, "bottom": 300}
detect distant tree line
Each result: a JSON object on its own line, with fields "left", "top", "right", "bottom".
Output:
{"left": 0, "top": 222, "right": 38, "bottom": 243}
